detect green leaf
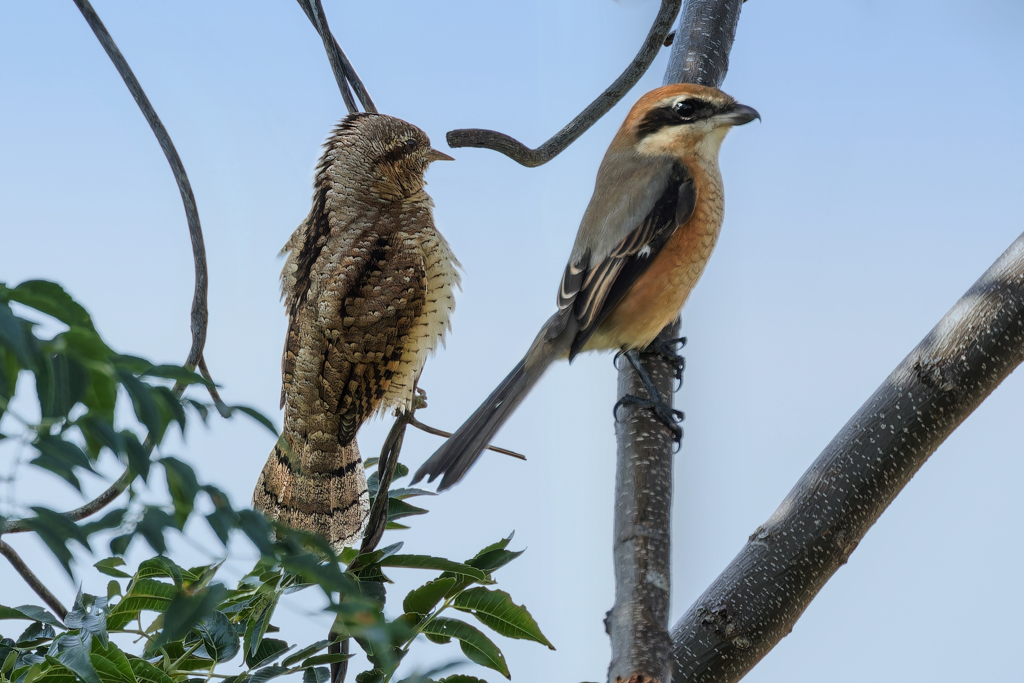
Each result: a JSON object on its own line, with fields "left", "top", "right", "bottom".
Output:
{"left": 379, "top": 556, "right": 486, "bottom": 582}
{"left": 48, "top": 631, "right": 100, "bottom": 683}
{"left": 8, "top": 280, "right": 95, "bottom": 331}
{"left": 128, "top": 658, "right": 176, "bottom": 683}
{"left": 187, "top": 610, "right": 239, "bottom": 662}
{"left": 121, "top": 431, "right": 151, "bottom": 482}
{"left": 303, "top": 666, "right": 330, "bottom": 683}
{"left": 280, "top": 640, "right": 330, "bottom": 668}
{"left": 93, "top": 558, "right": 130, "bottom": 579}
{"left": 453, "top": 587, "right": 553, "bottom": 649}
{"left": 24, "top": 506, "right": 91, "bottom": 575}
{"left": 140, "top": 364, "right": 211, "bottom": 387}
{"left": 242, "top": 594, "right": 279, "bottom": 659}
{"left": 470, "top": 534, "right": 513, "bottom": 558}
{"left": 90, "top": 640, "right": 137, "bottom": 683}
{"left": 225, "top": 405, "right": 279, "bottom": 435}
{"left": 248, "top": 665, "right": 292, "bottom": 683}
{"left": 116, "top": 369, "right": 166, "bottom": 441}
{"left": 161, "top": 457, "right": 200, "bottom": 525}
{"left": 403, "top": 578, "right": 458, "bottom": 616}
{"left": 0, "top": 605, "right": 65, "bottom": 628}
{"left": 17, "top": 622, "right": 55, "bottom": 646}
{"left": 136, "top": 556, "right": 185, "bottom": 587}
{"left": 106, "top": 579, "right": 178, "bottom": 630}
{"left": 135, "top": 507, "right": 178, "bottom": 554}
{"left": 420, "top": 618, "right": 509, "bottom": 678}
{"left": 0, "top": 302, "right": 35, "bottom": 368}
{"left": 386, "top": 498, "right": 429, "bottom": 522}
{"left": 301, "top": 653, "right": 353, "bottom": 667}
{"left": 438, "top": 676, "right": 490, "bottom": 683}
{"left": 154, "top": 584, "right": 227, "bottom": 647}
{"left": 64, "top": 593, "right": 109, "bottom": 648}
{"left": 245, "top": 638, "right": 291, "bottom": 669}
{"left": 387, "top": 488, "right": 436, "bottom": 500}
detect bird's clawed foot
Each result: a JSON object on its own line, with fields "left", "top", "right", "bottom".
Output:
{"left": 613, "top": 348, "right": 685, "bottom": 447}
{"left": 614, "top": 393, "right": 684, "bottom": 444}
{"left": 642, "top": 336, "right": 686, "bottom": 390}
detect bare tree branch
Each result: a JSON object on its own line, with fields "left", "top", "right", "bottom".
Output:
{"left": 1, "top": 467, "right": 134, "bottom": 534}
{"left": 0, "top": 540, "right": 68, "bottom": 620}
{"left": 445, "top": 0, "right": 682, "bottom": 167}
{"left": 296, "top": 0, "right": 377, "bottom": 114}
{"left": 609, "top": 322, "right": 681, "bottom": 683}
{"left": 408, "top": 416, "right": 528, "bottom": 461}
{"left": 609, "top": 2, "right": 744, "bottom": 681}
{"left": 663, "top": 0, "right": 744, "bottom": 87}
{"left": 72, "top": 0, "right": 209, "bottom": 373}
{"left": 670, "top": 232, "right": 1024, "bottom": 681}
{"left": 2, "top": 1, "right": 220, "bottom": 536}
{"left": 653, "top": 3, "right": 1024, "bottom": 679}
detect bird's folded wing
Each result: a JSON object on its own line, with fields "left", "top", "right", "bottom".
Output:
{"left": 555, "top": 160, "right": 696, "bottom": 360}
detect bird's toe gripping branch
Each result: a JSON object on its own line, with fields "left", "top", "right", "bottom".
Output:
{"left": 614, "top": 348, "right": 685, "bottom": 447}
{"left": 643, "top": 336, "right": 687, "bottom": 390}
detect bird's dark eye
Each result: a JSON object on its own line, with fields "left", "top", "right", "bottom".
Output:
{"left": 402, "top": 138, "right": 418, "bottom": 152}
{"left": 673, "top": 100, "right": 697, "bottom": 119}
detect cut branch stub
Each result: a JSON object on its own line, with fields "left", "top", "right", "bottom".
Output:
{"left": 446, "top": 0, "right": 681, "bottom": 167}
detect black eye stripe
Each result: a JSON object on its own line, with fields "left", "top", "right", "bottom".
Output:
{"left": 635, "top": 98, "right": 724, "bottom": 139}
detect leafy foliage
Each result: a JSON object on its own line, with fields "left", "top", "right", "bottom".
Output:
{"left": 0, "top": 282, "right": 550, "bottom": 683}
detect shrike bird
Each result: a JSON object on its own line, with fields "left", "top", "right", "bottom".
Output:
{"left": 254, "top": 113, "right": 459, "bottom": 549}
{"left": 413, "top": 83, "right": 757, "bottom": 491}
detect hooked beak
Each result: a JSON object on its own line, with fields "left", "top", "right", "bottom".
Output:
{"left": 716, "top": 103, "right": 760, "bottom": 127}
{"left": 425, "top": 148, "right": 455, "bottom": 163}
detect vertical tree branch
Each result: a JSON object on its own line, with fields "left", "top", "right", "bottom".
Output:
{"left": 0, "top": 540, "right": 68, "bottom": 620}
{"left": 608, "top": 323, "right": 680, "bottom": 683}
{"left": 610, "top": 1, "right": 744, "bottom": 682}
{"left": 663, "top": 0, "right": 743, "bottom": 87}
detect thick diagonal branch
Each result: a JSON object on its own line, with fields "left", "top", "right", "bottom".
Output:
{"left": 0, "top": 540, "right": 68, "bottom": 620}
{"left": 670, "top": 231, "right": 1024, "bottom": 682}
{"left": 446, "top": 0, "right": 681, "bottom": 167}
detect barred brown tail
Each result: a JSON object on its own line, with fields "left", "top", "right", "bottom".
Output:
{"left": 252, "top": 439, "right": 369, "bottom": 552}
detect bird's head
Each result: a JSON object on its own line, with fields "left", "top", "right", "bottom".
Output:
{"left": 619, "top": 83, "right": 759, "bottom": 160}
{"left": 323, "top": 113, "right": 453, "bottom": 201}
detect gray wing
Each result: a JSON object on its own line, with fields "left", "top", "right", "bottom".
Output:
{"left": 556, "top": 157, "right": 695, "bottom": 360}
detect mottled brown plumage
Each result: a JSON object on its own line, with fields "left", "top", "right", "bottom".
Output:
{"left": 254, "top": 113, "right": 459, "bottom": 550}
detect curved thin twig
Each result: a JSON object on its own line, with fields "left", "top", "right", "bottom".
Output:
{"left": 0, "top": 540, "right": 69, "bottom": 619}
{"left": 296, "top": 0, "right": 377, "bottom": 114}
{"left": 1, "top": 1, "right": 217, "bottom": 536}
{"left": 408, "top": 415, "right": 527, "bottom": 461}
{"left": 72, "top": 0, "right": 209, "bottom": 373}
{"left": 445, "top": 0, "right": 681, "bottom": 167}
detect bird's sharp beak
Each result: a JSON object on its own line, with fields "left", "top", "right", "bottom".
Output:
{"left": 717, "top": 103, "right": 760, "bottom": 127}
{"left": 425, "top": 148, "right": 455, "bottom": 162}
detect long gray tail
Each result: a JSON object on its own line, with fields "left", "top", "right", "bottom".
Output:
{"left": 411, "top": 320, "right": 563, "bottom": 490}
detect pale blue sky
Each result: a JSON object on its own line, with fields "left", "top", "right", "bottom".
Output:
{"left": 2, "top": 1, "right": 1023, "bottom": 682}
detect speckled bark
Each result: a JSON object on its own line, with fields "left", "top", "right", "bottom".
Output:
{"left": 606, "top": 1, "right": 745, "bottom": 683}
{"left": 609, "top": 321, "right": 680, "bottom": 683}
{"left": 668, "top": 236, "right": 1024, "bottom": 682}
{"left": 610, "top": 2, "right": 744, "bottom": 682}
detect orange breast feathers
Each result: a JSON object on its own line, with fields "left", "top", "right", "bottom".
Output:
{"left": 583, "top": 175, "right": 724, "bottom": 352}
